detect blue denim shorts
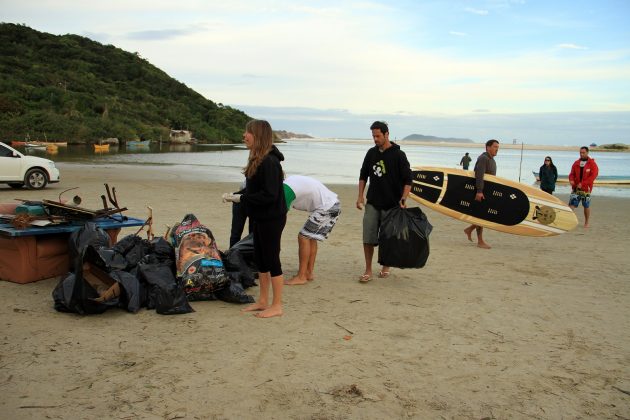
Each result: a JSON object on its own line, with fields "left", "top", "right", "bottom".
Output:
{"left": 569, "top": 190, "right": 591, "bottom": 208}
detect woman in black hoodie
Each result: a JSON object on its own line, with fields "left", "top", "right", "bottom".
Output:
{"left": 235, "top": 120, "right": 287, "bottom": 318}
{"left": 539, "top": 156, "right": 558, "bottom": 194}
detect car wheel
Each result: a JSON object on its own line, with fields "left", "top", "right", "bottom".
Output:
{"left": 8, "top": 183, "right": 24, "bottom": 189}
{"left": 25, "top": 168, "right": 48, "bottom": 189}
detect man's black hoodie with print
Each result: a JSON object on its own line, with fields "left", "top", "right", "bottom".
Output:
{"left": 359, "top": 142, "right": 412, "bottom": 210}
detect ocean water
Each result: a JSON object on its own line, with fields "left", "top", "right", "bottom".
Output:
{"left": 24, "top": 140, "right": 630, "bottom": 197}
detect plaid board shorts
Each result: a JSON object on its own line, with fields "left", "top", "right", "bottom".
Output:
{"left": 569, "top": 190, "right": 591, "bottom": 208}
{"left": 300, "top": 202, "right": 341, "bottom": 241}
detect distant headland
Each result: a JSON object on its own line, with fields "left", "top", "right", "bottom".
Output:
{"left": 274, "top": 130, "right": 314, "bottom": 139}
{"left": 402, "top": 134, "right": 474, "bottom": 143}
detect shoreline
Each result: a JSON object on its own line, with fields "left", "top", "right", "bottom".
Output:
{"left": 48, "top": 162, "right": 630, "bottom": 198}
{"left": 1, "top": 164, "right": 629, "bottom": 418}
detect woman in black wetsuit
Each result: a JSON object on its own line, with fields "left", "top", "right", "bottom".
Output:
{"left": 233, "top": 120, "right": 287, "bottom": 318}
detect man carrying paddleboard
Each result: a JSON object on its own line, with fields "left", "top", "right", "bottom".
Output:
{"left": 568, "top": 146, "right": 599, "bottom": 228}
{"left": 464, "top": 139, "right": 500, "bottom": 249}
{"left": 356, "top": 121, "right": 412, "bottom": 283}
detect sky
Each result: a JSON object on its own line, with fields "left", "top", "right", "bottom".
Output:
{"left": 3, "top": 0, "right": 630, "bottom": 145}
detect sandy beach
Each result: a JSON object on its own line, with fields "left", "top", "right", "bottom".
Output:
{"left": 1, "top": 163, "right": 629, "bottom": 419}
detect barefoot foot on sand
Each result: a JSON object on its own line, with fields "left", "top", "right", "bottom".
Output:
{"left": 241, "top": 303, "right": 268, "bottom": 312}
{"left": 254, "top": 306, "right": 283, "bottom": 318}
{"left": 284, "top": 275, "right": 309, "bottom": 285}
{"left": 464, "top": 228, "right": 473, "bottom": 242}
{"left": 477, "top": 242, "right": 491, "bottom": 249}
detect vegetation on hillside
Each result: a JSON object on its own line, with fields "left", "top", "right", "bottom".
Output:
{"left": 0, "top": 23, "right": 251, "bottom": 143}
{"left": 593, "top": 143, "right": 629, "bottom": 151}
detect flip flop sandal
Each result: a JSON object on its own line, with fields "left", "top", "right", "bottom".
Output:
{"left": 359, "top": 274, "right": 371, "bottom": 283}
{"left": 378, "top": 270, "right": 391, "bottom": 278}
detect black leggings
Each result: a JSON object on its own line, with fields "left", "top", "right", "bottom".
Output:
{"left": 229, "top": 202, "right": 250, "bottom": 248}
{"left": 252, "top": 215, "right": 287, "bottom": 277}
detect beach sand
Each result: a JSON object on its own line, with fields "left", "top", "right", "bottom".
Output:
{"left": 1, "top": 163, "right": 629, "bottom": 419}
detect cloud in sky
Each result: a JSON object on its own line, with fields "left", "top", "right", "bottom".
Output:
{"left": 2, "top": 0, "right": 630, "bottom": 143}
{"left": 126, "top": 26, "right": 207, "bottom": 41}
{"left": 556, "top": 43, "right": 588, "bottom": 50}
{"left": 464, "top": 7, "right": 489, "bottom": 15}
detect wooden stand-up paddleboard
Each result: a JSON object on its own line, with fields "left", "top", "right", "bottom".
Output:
{"left": 410, "top": 166, "right": 578, "bottom": 237}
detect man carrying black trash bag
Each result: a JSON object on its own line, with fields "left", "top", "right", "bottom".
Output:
{"left": 377, "top": 206, "right": 432, "bottom": 269}
{"left": 356, "top": 121, "right": 412, "bottom": 283}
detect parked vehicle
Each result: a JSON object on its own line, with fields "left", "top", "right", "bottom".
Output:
{"left": 0, "top": 142, "right": 60, "bottom": 189}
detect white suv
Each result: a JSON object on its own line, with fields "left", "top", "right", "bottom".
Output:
{"left": 0, "top": 142, "right": 61, "bottom": 189}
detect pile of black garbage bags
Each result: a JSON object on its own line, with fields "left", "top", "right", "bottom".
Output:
{"left": 53, "top": 216, "right": 257, "bottom": 316}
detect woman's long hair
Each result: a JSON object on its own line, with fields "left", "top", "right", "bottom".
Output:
{"left": 544, "top": 156, "right": 557, "bottom": 170}
{"left": 243, "top": 120, "right": 273, "bottom": 178}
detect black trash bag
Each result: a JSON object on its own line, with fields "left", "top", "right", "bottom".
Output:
{"left": 226, "top": 233, "right": 258, "bottom": 273}
{"left": 88, "top": 247, "right": 128, "bottom": 271}
{"left": 137, "top": 263, "right": 193, "bottom": 315}
{"left": 214, "top": 280, "right": 256, "bottom": 304}
{"left": 67, "top": 222, "right": 110, "bottom": 273}
{"left": 112, "top": 235, "right": 152, "bottom": 269}
{"left": 170, "top": 214, "right": 231, "bottom": 301}
{"left": 150, "top": 237, "right": 177, "bottom": 264}
{"left": 221, "top": 247, "right": 256, "bottom": 289}
{"left": 52, "top": 273, "right": 78, "bottom": 313}
{"left": 378, "top": 207, "right": 433, "bottom": 269}
{"left": 53, "top": 222, "right": 113, "bottom": 314}
{"left": 52, "top": 272, "right": 109, "bottom": 314}
{"left": 82, "top": 235, "right": 146, "bottom": 273}
{"left": 77, "top": 234, "right": 148, "bottom": 313}
{"left": 136, "top": 237, "right": 191, "bottom": 314}
{"left": 54, "top": 265, "right": 146, "bottom": 314}
{"left": 107, "top": 270, "right": 146, "bottom": 313}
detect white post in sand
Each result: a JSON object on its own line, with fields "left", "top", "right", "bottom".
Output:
{"left": 518, "top": 140, "right": 524, "bottom": 183}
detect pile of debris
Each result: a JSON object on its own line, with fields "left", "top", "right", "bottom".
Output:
{"left": 52, "top": 214, "right": 257, "bottom": 315}
{"left": 2, "top": 184, "right": 129, "bottom": 228}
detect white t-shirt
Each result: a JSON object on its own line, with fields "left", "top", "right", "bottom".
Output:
{"left": 284, "top": 175, "right": 338, "bottom": 212}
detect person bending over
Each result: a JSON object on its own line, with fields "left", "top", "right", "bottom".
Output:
{"left": 283, "top": 175, "right": 341, "bottom": 286}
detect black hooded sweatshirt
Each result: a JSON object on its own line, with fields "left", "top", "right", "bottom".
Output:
{"left": 359, "top": 142, "right": 412, "bottom": 210}
{"left": 241, "top": 145, "right": 287, "bottom": 221}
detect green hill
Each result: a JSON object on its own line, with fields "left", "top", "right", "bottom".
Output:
{"left": 0, "top": 23, "right": 251, "bottom": 144}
